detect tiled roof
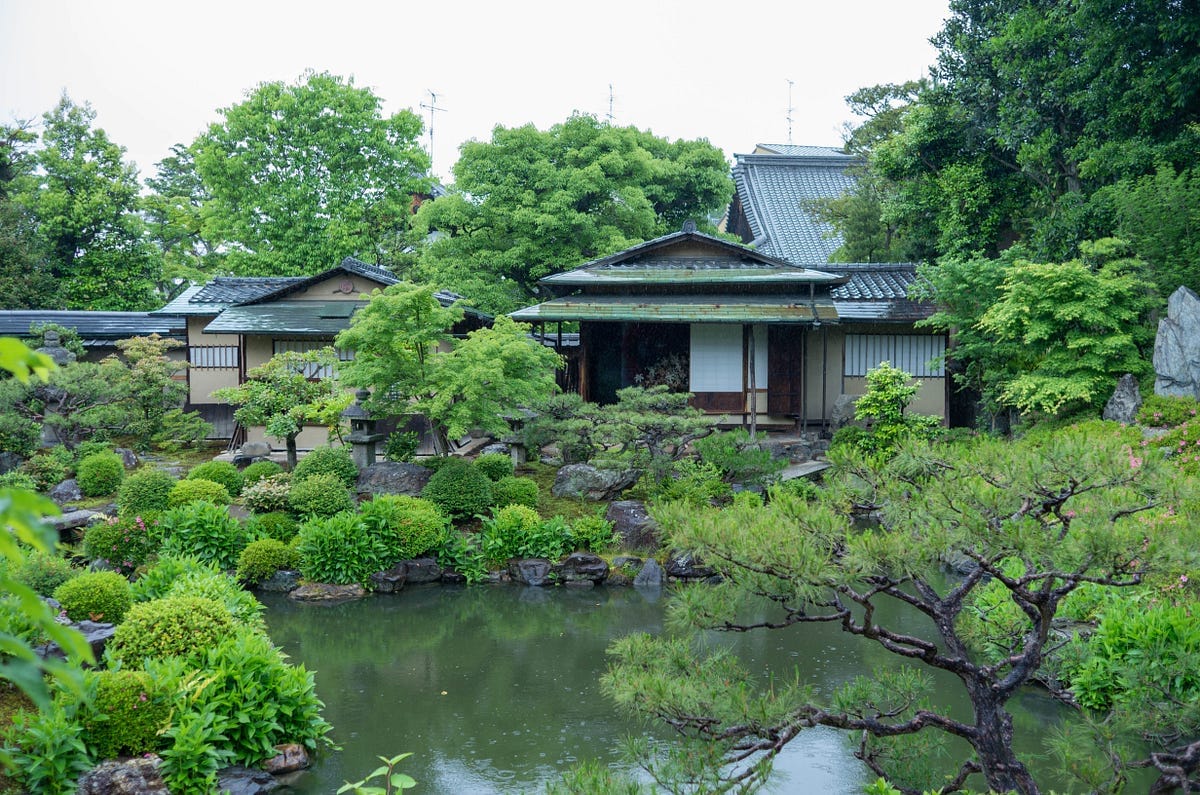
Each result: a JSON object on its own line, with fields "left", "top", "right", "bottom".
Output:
{"left": 753, "top": 144, "right": 848, "bottom": 157}
{"left": 0, "top": 311, "right": 186, "bottom": 345}
{"left": 511, "top": 294, "right": 839, "bottom": 324}
{"left": 153, "top": 278, "right": 304, "bottom": 315}
{"left": 203, "top": 302, "right": 369, "bottom": 336}
{"left": 238, "top": 257, "right": 398, "bottom": 305}
{"left": 731, "top": 149, "right": 858, "bottom": 264}
{"left": 826, "top": 264, "right": 934, "bottom": 322}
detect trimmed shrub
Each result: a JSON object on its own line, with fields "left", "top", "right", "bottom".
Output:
{"left": 296, "top": 512, "right": 381, "bottom": 585}
{"left": 152, "top": 408, "right": 213, "bottom": 452}
{"left": 130, "top": 554, "right": 220, "bottom": 603}
{"left": 72, "top": 441, "right": 113, "bottom": 465}
{"left": 245, "top": 511, "right": 299, "bottom": 543}
{"left": 106, "top": 596, "right": 236, "bottom": 663}
{"left": 82, "top": 515, "right": 157, "bottom": 575}
{"left": 491, "top": 475, "right": 539, "bottom": 509}
{"left": 288, "top": 472, "right": 355, "bottom": 518}
{"left": 569, "top": 513, "right": 618, "bottom": 552}
{"left": 0, "top": 470, "right": 38, "bottom": 491}
{"left": 1138, "top": 393, "right": 1200, "bottom": 428}
{"left": 694, "top": 429, "right": 786, "bottom": 486}
{"left": 421, "top": 458, "right": 493, "bottom": 519}
{"left": 167, "top": 478, "right": 232, "bottom": 508}
{"left": 236, "top": 538, "right": 300, "bottom": 585}
{"left": 52, "top": 570, "right": 132, "bottom": 623}
{"left": 117, "top": 469, "right": 176, "bottom": 517}
{"left": 81, "top": 670, "right": 171, "bottom": 759}
{"left": 474, "top": 452, "right": 514, "bottom": 482}
{"left": 158, "top": 502, "right": 251, "bottom": 570}
{"left": 0, "top": 411, "right": 40, "bottom": 458}
{"left": 21, "top": 447, "right": 72, "bottom": 491}
{"left": 240, "top": 459, "right": 283, "bottom": 487}
{"left": 186, "top": 461, "right": 244, "bottom": 498}
{"left": 480, "top": 504, "right": 548, "bottom": 563}
{"left": 242, "top": 473, "right": 291, "bottom": 514}
{"left": 166, "top": 569, "right": 265, "bottom": 631}
{"left": 12, "top": 550, "right": 79, "bottom": 597}
{"left": 75, "top": 451, "right": 126, "bottom": 498}
{"left": 292, "top": 445, "right": 358, "bottom": 487}
{"left": 359, "top": 495, "right": 449, "bottom": 564}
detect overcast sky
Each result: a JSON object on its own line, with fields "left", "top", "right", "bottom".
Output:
{"left": 1, "top": 0, "right": 950, "bottom": 183}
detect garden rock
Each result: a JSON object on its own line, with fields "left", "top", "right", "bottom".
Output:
{"left": 665, "top": 552, "right": 715, "bottom": 580}
{"left": 509, "top": 558, "right": 554, "bottom": 586}
{"left": 48, "top": 508, "right": 103, "bottom": 543}
{"left": 289, "top": 583, "right": 366, "bottom": 603}
{"left": 356, "top": 461, "right": 432, "bottom": 498}
{"left": 0, "top": 451, "right": 23, "bottom": 475}
{"left": 49, "top": 478, "right": 83, "bottom": 505}
{"left": 370, "top": 564, "right": 407, "bottom": 593}
{"left": 216, "top": 765, "right": 281, "bottom": 794}
{"left": 606, "top": 500, "right": 659, "bottom": 551}
{"left": 77, "top": 756, "right": 168, "bottom": 795}
{"left": 1155, "top": 286, "right": 1200, "bottom": 398}
{"left": 401, "top": 557, "right": 443, "bottom": 584}
{"left": 257, "top": 570, "right": 301, "bottom": 593}
{"left": 552, "top": 464, "right": 638, "bottom": 501}
{"left": 113, "top": 447, "right": 138, "bottom": 469}
{"left": 479, "top": 443, "right": 510, "bottom": 456}
{"left": 633, "top": 558, "right": 665, "bottom": 587}
{"left": 1102, "top": 373, "right": 1142, "bottom": 424}
{"left": 36, "top": 618, "right": 116, "bottom": 662}
{"left": 238, "top": 441, "right": 273, "bottom": 459}
{"left": 831, "top": 393, "right": 859, "bottom": 428}
{"left": 263, "top": 743, "right": 310, "bottom": 774}
{"left": 555, "top": 551, "right": 609, "bottom": 584}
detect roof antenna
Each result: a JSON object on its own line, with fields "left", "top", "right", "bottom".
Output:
{"left": 786, "top": 79, "right": 795, "bottom": 144}
{"left": 607, "top": 83, "right": 616, "bottom": 124}
{"left": 420, "top": 89, "right": 446, "bottom": 174}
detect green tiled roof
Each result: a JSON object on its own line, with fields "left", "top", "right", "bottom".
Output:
{"left": 202, "top": 302, "right": 368, "bottom": 335}
{"left": 542, "top": 263, "right": 844, "bottom": 288}
{"left": 510, "top": 295, "right": 838, "bottom": 324}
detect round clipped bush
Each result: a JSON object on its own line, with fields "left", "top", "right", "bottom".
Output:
{"left": 167, "top": 569, "right": 265, "bottom": 631}
{"left": 491, "top": 475, "right": 539, "bottom": 509}
{"left": 117, "top": 469, "right": 176, "bottom": 517}
{"left": 421, "top": 458, "right": 493, "bottom": 519}
{"left": 288, "top": 472, "right": 355, "bottom": 518}
{"left": 167, "top": 478, "right": 231, "bottom": 508}
{"left": 242, "top": 473, "right": 292, "bottom": 514}
{"left": 12, "top": 550, "right": 79, "bottom": 596}
{"left": 53, "top": 570, "right": 133, "bottom": 624}
{"left": 186, "top": 460, "right": 244, "bottom": 498}
{"left": 360, "top": 495, "right": 449, "bottom": 564}
{"left": 82, "top": 670, "right": 171, "bottom": 759}
{"left": 292, "top": 445, "right": 358, "bottom": 487}
{"left": 76, "top": 451, "right": 126, "bottom": 497}
{"left": 240, "top": 459, "right": 284, "bottom": 487}
{"left": 236, "top": 538, "right": 300, "bottom": 585}
{"left": 245, "top": 511, "right": 299, "bottom": 543}
{"left": 474, "top": 452, "right": 514, "bottom": 482}
{"left": 158, "top": 502, "right": 250, "bottom": 570}
{"left": 82, "top": 516, "right": 157, "bottom": 575}
{"left": 569, "top": 514, "right": 618, "bottom": 552}
{"left": 106, "top": 596, "right": 236, "bottom": 663}
{"left": 129, "top": 554, "right": 220, "bottom": 603}
{"left": 296, "top": 512, "right": 380, "bottom": 585}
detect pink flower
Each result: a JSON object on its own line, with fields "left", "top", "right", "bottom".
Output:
{"left": 1064, "top": 510, "right": 1077, "bottom": 519}
{"left": 1182, "top": 575, "right": 1190, "bottom": 585}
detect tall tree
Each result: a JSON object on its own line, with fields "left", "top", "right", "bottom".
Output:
{"left": 412, "top": 114, "right": 732, "bottom": 314}
{"left": 0, "top": 122, "right": 54, "bottom": 307}
{"left": 192, "top": 71, "right": 429, "bottom": 276}
{"left": 143, "top": 143, "right": 223, "bottom": 289}
{"left": 18, "top": 95, "right": 160, "bottom": 310}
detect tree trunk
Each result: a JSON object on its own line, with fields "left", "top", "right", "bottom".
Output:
{"left": 970, "top": 689, "right": 1040, "bottom": 794}
{"left": 286, "top": 435, "right": 298, "bottom": 470}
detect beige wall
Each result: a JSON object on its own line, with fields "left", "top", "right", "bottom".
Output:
{"left": 289, "top": 275, "right": 385, "bottom": 301}
{"left": 187, "top": 316, "right": 240, "bottom": 404}
{"left": 841, "top": 375, "right": 946, "bottom": 418}
{"left": 245, "top": 424, "right": 337, "bottom": 451}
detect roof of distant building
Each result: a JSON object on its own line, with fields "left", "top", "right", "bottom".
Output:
{"left": 0, "top": 311, "right": 187, "bottom": 346}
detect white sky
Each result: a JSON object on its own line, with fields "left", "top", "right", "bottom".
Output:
{"left": 0, "top": 0, "right": 949, "bottom": 183}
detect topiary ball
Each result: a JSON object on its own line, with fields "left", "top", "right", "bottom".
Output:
{"left": 76, "top": 451, "right": 126, "bottom": 497}
{"left": 167, "top": 478, "right": 232, "bottom": 508}
{"left": 292, "top": 445, "right": 358, "bottom": 487}
{"left": 236, "top": 538, "right": 299, "bottom": 585}
{"left": 359, "top": 495, "right": 449, "bottom": 564}
{"left": 241, "top": 460, "right": 284, "bottom": 487}
{"left": 185, "top": 460, "right": 244, "bottom": 498}
{"left": 117, "top": 469, "right": 176, "bottom": 517}
{"left": 421, "top": 458, "right": 493, "bottom": 519}
{"left": 106, "top": 595, "right": 236, "bottom": 663}
{"left": 53, "top": 570, "right": 133, "bottom": 623}
{"left": 288, "top": 472, "right": 355, "bottom": 518}
{"left": 473, "top": 452, "right": 514, "bottom": 482}
{"left": 491, "top": 475, "right": 540, "bottom": 509}
{"left": 82, "top": 670, "right": 171, "bottom": 760}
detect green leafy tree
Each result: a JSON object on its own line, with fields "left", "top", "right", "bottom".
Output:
{"left": 193, "top": 71, "right": 429, "bottom": 276}
{"left": 1109, "top": 164, "right": 1200, "bottom": 298}
{"left": 603, "top": 425, "right": 1197, "bottom": 794}
{"left": 115, "top": 334, "right": 190, "bottom": 446}
{"left": 143, "top": 143, "right": 223, "bottom": 287}
{"left": 16, "top": 95, "right": 160, "bottom": 309}
{"left": 413, "top": 113, "right": 732, "bottom": 313}
{"left": 214, "top": 349, "right": 347, "bottom": 468}
{"left": 0, "top": 357, "right": 133, "bottom": 450}
{"left": 0, "top": 122, "right": 55, "bottom": 308}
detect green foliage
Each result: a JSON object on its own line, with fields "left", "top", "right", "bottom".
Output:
{"left": 11, "top": 550, "right": 79, "bottom": 597}
{"left": 115, "top": 335, "right": 189, "bottom": 446}
{"left": 152, "top": 408, "right": 213, "bottom": 453}
{"left": 167, "top": 477, "right": 231, "bottom": 508}
{"left": 129, "top": 554, "right": 220, "bottom": 603}
{"left": 52, "top": 570, "right": 132, "bottom": 623}
{"left": 2, "top": 701, "right": 91, "bottom": 795}
{"left": 521, "top": 392, "right": 605, "bottom": 464}
{"left": 116, "top": 468, "right": 176, "bottom": 517}
{"left": 479, "top": 505, "right": 574, "bottom": 563}
{"left": 241, "top": 473, "right": 292, "bottom": 514}
{"left": 1138, "top": 394, "right": 1199, "bottom": 428}
{"left": 1154, "top": 421, "right": 1200, "bottom": 474}
{"left": 293, "top": 445, "right": 358, "bottom": 487}
{"left": 288, "top": 472, "right": 356, "bottom": 519}
{"left": 491, "top": 475, "right": 540, "bottom": 509}
{"left": 420, "top": 458, "right": 493, "bottom": 519}
{"left": 186, "top": 460, "right": 244, "bottom": 498}
{"left": 157, "top": 501, "right": 250, "bottom": 570}
{"left": 359, "top": 494, "right": 449, "bottom": 564}
{"left": 167, "top": 568, "right": 265, "bottom": 631}
{"left": 383, "top": 431, "right": 419, "bottom": 463}
{"left": 693, "top": 429, "right": 785, "bottom": 486}
{"left": 74, "top": 450, "right": 125, "bottom": 497}
{"left": 599, "top": 385, "right": 715, "bottom": 463}
{"left": 635, "top": 459, "right": 731, "bottom": 507}
{"left": 568, "top": 513, "right": 618, "bottom": 553}
{"left": 831, "top": 363, "right": 941, "bottom": 458}
{"left": 1112, "top": 164, "right": 1200, "bottom": 300}
{"left": 156, "top": 703, "right": 233, "bottom": 794}
{"left": 20, "top": 446, "right": 72, "bottom": 491}
{"left": 82, "top": 515, "right": 156, "bottom": 574}
{"left": 23, "top": 323, "right": 86, "bottom": 359}
{"left": 473, "top": 452, "right": 514, "bottom": 482}
{"left": 297, "top": 512, "right": 382, "bottom": 585}
{"left": 106, "top": 596, "right": 236, "bottom": 663}
{"left": 244, "top": 511, "right": 299, "bottom": 544}
{"left": 0, "top": 470, "right": 37, "bottom": 491}
{"left": 81, "top": 669, "right": 171, "bottom": 759}
{"left": 0, "top": 408, "right": 40, "bottom": 457}
{"left": 236, "top": 538, "right": 300, "bottom": 585}
{"left": 338, "top": 752, "right": 418, "bottom": 794}
{"left": 435, "top": 531, "right": 488, "bottom": 584}
{"left": 240, "top": 459, "right": 283, "bottom": 486}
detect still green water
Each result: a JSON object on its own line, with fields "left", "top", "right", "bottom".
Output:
{"left": 260, "top": 584, "right": 1074, "bottom": 794}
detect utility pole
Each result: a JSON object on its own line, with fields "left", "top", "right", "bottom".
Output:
{"left": 786, "top": 79, "right": 795, "bottom": 145}
{"left": 607, "top": 84, "right": 616, "bottom": 124}
{"left": 420, "top": 89, "right": 446, "bottom": 175}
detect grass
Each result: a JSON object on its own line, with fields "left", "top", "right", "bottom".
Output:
{"left": 0, "top": 683, "right": 34, "bottom": 793}
{"left": 522, "top": 461, "right": 605, "bottom": 524}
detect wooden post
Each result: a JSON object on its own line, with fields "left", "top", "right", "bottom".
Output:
{"left": 748, "top": 324, "right": 758, "bottom": 438}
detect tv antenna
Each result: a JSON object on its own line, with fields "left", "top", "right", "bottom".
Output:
{"left": 420, "top": 89, "right": 446, "bottom": 173}
{"left": 607, "top": 83, "right": 616, "bottom": 124}
{"left": 786, "top": 79, "right": 795, "bottom": 144}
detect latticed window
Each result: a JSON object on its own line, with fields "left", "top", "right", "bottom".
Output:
{"left": 844, "top": 334, "right": 945, "bottom": 378}
{"left": 188, "top": 346, "right": 239, "bottom": 369}
{"left": 272, "top": 339, "right": 354, "bottom": 378}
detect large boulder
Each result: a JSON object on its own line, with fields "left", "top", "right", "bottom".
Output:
{"left": 256, "top": 570, "right": 301, "bottom": 593}
{"left": 831, "top": 394, "right": 860, "bottom": 429}
{"left": 1155, "top": 286, "right": 1200, "bottom": 398}
{"left": 554, "top": 552, "right": 609, "bottom": 584}
{"left": 401, "top": 557, "right": 443, "bottom": 584}
{"left": 1103, "top": 373, "right": 1142, "bottom": 424}
{"left": 37, "top": 619, "right": 116, "bottom": 663}
{"left": 288, "top": 583, "right": 366, "bottom": 603}
{"left": 665, "top": 551, "right": 716, "bottom": 581}
{"left": 78, "top": 757, "right": 168, "bottom": 795}
{"left": 0, "top": 451, "right": 23, "bottom": 475}
{"left": 606, "top": 500, "right": 659, "bottom": 551}
{"left": 370, "top": 564, "right": 407, "bottom": 594}
{"left": 509, "top": 558, "right": 554, "bottom": 586}
{"left": 552, "top": 464, "right": 638, "bottom": 501}
{"left": 633, "top": 558, "right": 665, "bottom": 588}
{"left": 263, "top": 743, "right": 310, "bottom": 775}
{"left": 113, "top": 447, "right": 139, "bottom": 469}
{"left": 48, "top": 478, "right": 83, "bottom": 506}
{"left": 356, "top": 461, "right": 432, "bottom": 498}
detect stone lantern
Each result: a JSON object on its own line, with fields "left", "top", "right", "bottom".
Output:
{"left": 342, "top": 389, "right": 386, "bottom": 469}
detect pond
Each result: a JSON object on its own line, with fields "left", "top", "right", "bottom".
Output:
{"left": 261, "top": 583, "right": 1075, "bottom": 794}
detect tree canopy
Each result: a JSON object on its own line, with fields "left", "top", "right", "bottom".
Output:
{"left": 412, "top": 114, "right": 733, "bottom": 314}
